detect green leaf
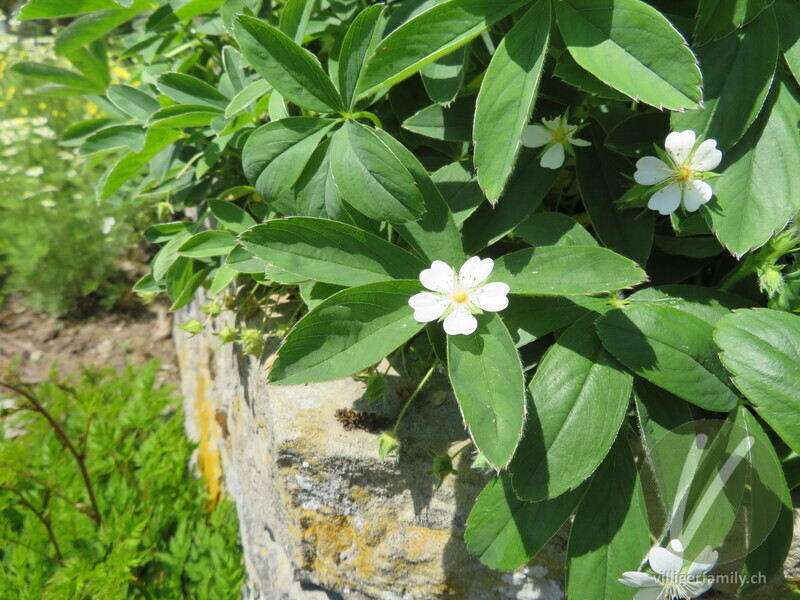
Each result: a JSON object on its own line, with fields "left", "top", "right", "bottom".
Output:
{"left": 775, "top": 0, "right": 800, "bottom": 82}
{"left": 61, "top": 117, "right": 118, "bottom": 145}
{"left": 225, "top": 79, "right": 272, "bottom": 117}
{"left": 402, "top": 96, "right": 474, "bottom": 142}
{"left": 737, "top": 410, "right": 794, "bottom": 594}
{"left": 509, "top": 318, "right": 632, "bottom": 500}
{"left": 703, "top": 73, "right": 800, "bottom": 258}
{"left": 462, "top": 150, "right": 559, "bottom": 253}
{"left": 10, "top": 62, "right": 102, "bottom": 93}
{"left": 715, "top": 308, "right": 800, "bottom": 455}
{"left": 80, "top": 124, "right": 146, "bottom": 155}
{"left": 147, "top": 105, "right": 224, "bottom": 128}
{"left": 209, "top": 264, "right": 238, "bottom": 295}
{"left": 627, "top": 284, "right": 753, "bottom": 326}
{"left": 337, "top": 4, "right": 384, "bottom": 110}
{"left": 329, "top": 121, "right": 426, "bottom": 223}
{"left": 491, "top": 246, "right": 647, "bottom": 295}
{"left": 225, "top": 245, "right": 267, "bottom": 273}
{"left": 298, "top": 281, "right": 346, "bottom": 310}
{"left": 555, "top": 0, "right": 702, "bottom": 110}
{"left": 421, "top": 45, "right": 467, "bottom": 105}
{"left": 694, "top": 0, "right": 771, "bottom": 44}
{"left": 241, "top": 117, "right": 336, "bottom": 204}
{"left": 106, "top": 83, "right": 161, "bottom": 122}
{"left": 566, "top": 437, "right": 651, "bottom": 600}
{"left": 514, "top": 212, "right": 598, "bottom": 248}
{"left": 672, "top": 8, "right": 778, "bottom": 150}
{"left": 269, "top": 280, "right": 426, "bottom": 384}
{"left": 502, "top": 295, "right": 611, "bottom": 347}
{"left": 447, "top": 312, "right": 525, "bottom": 469}
{"left": 474, "top": 0, "right": 551, "bottom": 202}
{"left": 373, "top": 128, "right": 463, "bottom": 267}
{"left": 357, "top": 0, "right": 530, "bottom": 97}
{"left": 168, "top": 262, "right": 212, "bottom": 311}
{"left": 465, "top": 473, "right": 585, "bottom": 571}
{"left": 554, "top": 50, "right": 629, "bottom": 101}
{"left": 156, "top": 72, "right": 230, "bottom": 110}
{"left": 178, "top": 231, "right": 238, "bottom": 257}
{"left": 293, "top": 138, "right": 343, "bottom": 218}
{"left": 431, "top": 160, "right": 484, "bottom": 225}
{"left": 279, "top": 0, "right": 317, "bottom": 43}
{"left": 604, "top": 112, "right": 670, "bottom": 158}
{"left": 575, "top": 125, "right": 654, "bottom": 266}
{"left": 208, "top": 199, "right": 257, "bottom": 234}
{"left": 239, "top": 217, "right": 427, "bottom": 286}
{"left": 99, "top": 128, "right": 183, "bottom": 200}
{"left": 233, "top": 14, "right": 344, "bottom": 113}
{"left": 596, "top": 304, "right": 740, "bottom": 412}
{"left": 17, "top": 0, "right": 123, "bottom": 20}
{"left": 53, "top": 2, "right": 146, "bottom": 55}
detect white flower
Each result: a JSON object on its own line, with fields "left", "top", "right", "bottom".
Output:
{"left": 620, "top": 539, "right": 718, "bottom": 600}
{"left": 101, "top": 217, "right": 116, "bottom": 235}
{"left": 25, "top": 166, "right": 44, "bottom": 177}
{"left": 634, "top": 130, "right": 722, "bottom": 215}
{"left": 408, "top": 257, "right": 510, "bottom": 336}
{"left": 521, "top": 114, "right": 590, "bottom": 169}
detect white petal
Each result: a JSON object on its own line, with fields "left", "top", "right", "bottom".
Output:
{"left": 443, "top": 306, "right": 477, "bottom": 336}
{"left": 634, "top": 588, "right": 665, "bottom": 600}
{"left": 648, "top": 184, "right": 682, "bottom": 215}
{"left": 471, "top": 282, "right": 510, "bottom": 312}
{"left": 540, "top": 143, "right": 565, "bottom": 169}
{"left": 687, "top": 546, "right": 718, "bottom": 576}
{"left": 685, "top": 578, "right": 714, "bottom": 597}
{"left": 665, "top": 130, "right": 696, "bottom": 165}
{"left": 690, "top": 139, "right": 722, "bottom": 172}
{"left": 569, "top": 136, "right": 591, "bottom": 147}
{"left": 634, "top": 156, "right": 672, "bottom": 185}
{"left": 648, "top": 542, "right": 684, "bottom": 578}
{"left": 522, "top": 125, "right": 551, "bottom": 148}
{"left": 458, "top": 256, "right": 494, "bottom": 289}
{"left": 408, "top": 292, "right": 448, "bottom": 322}
{"left": 419, "top": 260, "right": 455, "bottom": 292}
{"left": 683, "top": 179, "right": 713, "bottom": 212}
{"left": 619, "top": 572, "right": 662, "bottom": 588}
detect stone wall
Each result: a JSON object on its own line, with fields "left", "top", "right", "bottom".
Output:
{"left": 175, "top": 296, "right": 799, "bottom": 599}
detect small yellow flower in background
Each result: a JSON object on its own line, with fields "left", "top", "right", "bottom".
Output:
{"left": 20, "top": 107, "right": 27, "bottom": 115}
{"left": 111, "top": 65, "right": 130, "bottom": 82}
{"left": 38, "top": 102, "right": 46, "bottom": 109}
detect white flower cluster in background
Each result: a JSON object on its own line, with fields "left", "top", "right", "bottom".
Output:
{"left": 0, "top": 117, "right": 56, "bottom": 147}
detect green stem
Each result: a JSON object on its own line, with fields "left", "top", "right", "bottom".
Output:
{"left": 347, "top": 111, "right": 383, "bottom": 128}
{"left": 392, "top": 362, "right": 438, "bottom": 437}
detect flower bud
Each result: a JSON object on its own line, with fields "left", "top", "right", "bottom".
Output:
{"left": 377, "top": 432, "right": 400, "bottom": 461}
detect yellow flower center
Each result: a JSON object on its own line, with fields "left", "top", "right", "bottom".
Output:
{"left": 675, "top": 165, "right": 693, "bottom": 183}
{"left": 551, "top": 128, "right": 568, "bottom": 144}
{"left": 451, "top": 291, "right": 469, "bottom": 304}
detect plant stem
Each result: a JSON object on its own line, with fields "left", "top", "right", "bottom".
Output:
{"left": 0, "top": 382, "right": 103, "bottom": 526}
{"left": 6, "top": 487, "right": 63, "bottom": 562}
{"left": 392, "top": 362, "right": 438, "bottom": 437}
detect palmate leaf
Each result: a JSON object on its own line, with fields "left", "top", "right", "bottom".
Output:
{"left": 671, "top": 7, "right": 778, "bottom": 150}
{"left": 703, "top": 72, "right": 800, "bottom": 258}
{"left": 509, "top": 317, "right": 632, "bottom": 500}
{"left": 329, "top": 121, "right": 426, "bottom": 224}
{"left": 447, "top": 312, "right": 525, "bottom": 469}
{"left": 555, "top": 0, "right": 702, "bottom": 110}
{"left": 268, "top": 280, "right": 426, "bottom": 384}
{"left": 473, "top": 0, "right": 551, "bottom": 203}
{"left": 357, "top": 0, "right": 531, "bottom": 98}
